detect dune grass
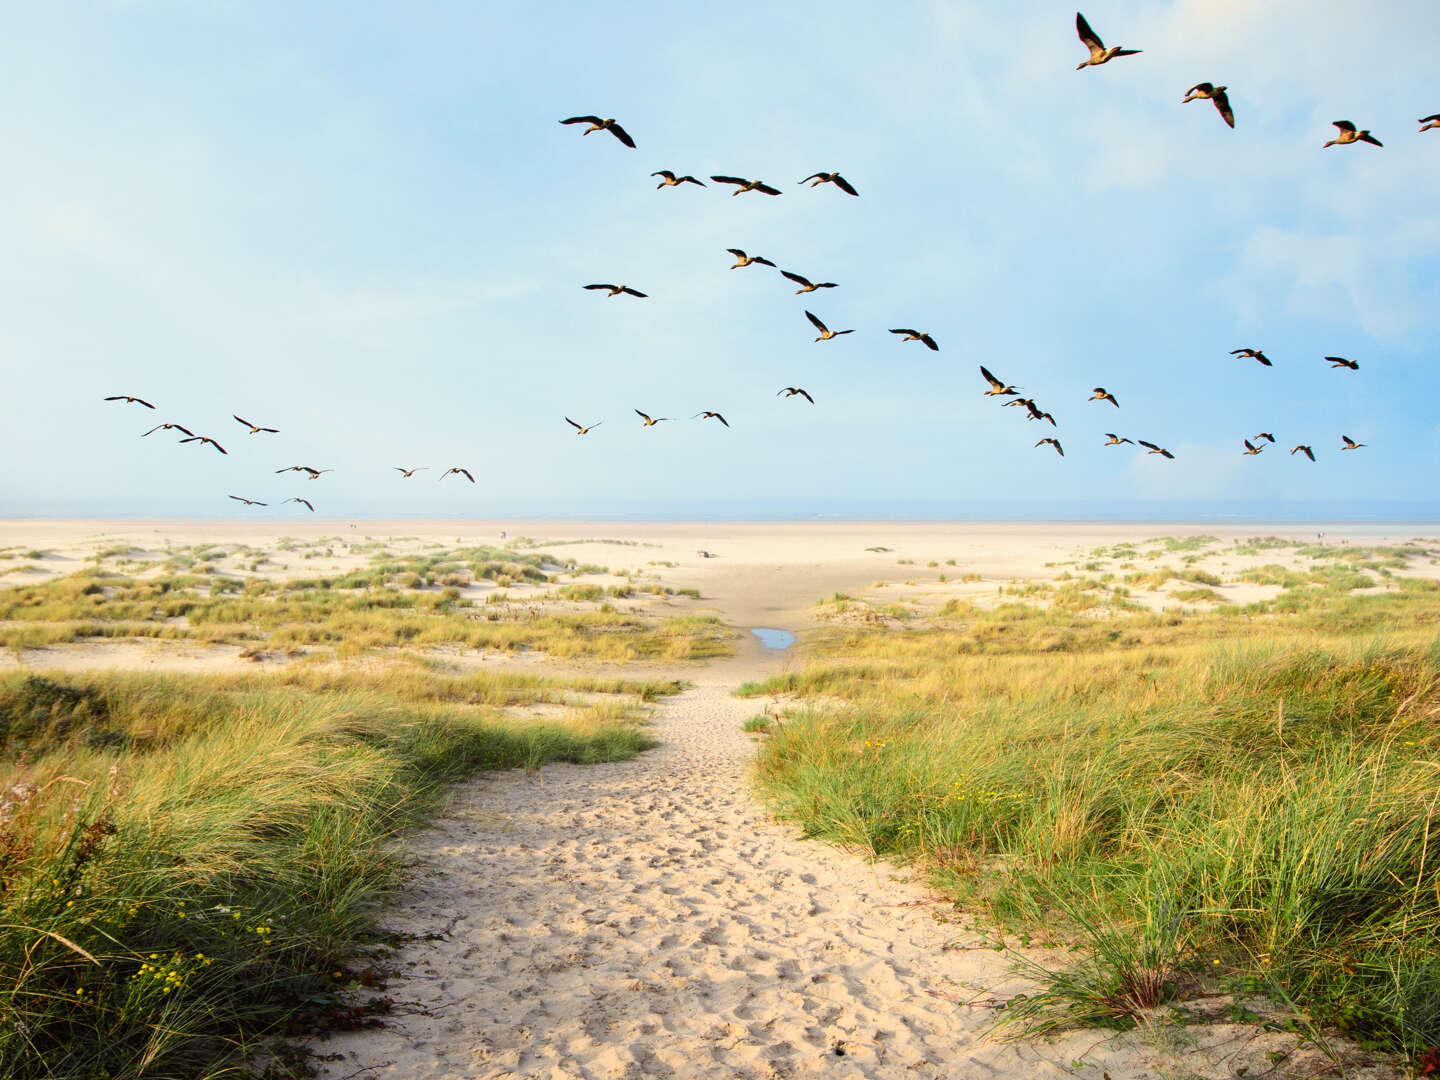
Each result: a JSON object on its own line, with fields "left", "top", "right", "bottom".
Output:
{"left": 0, "top": 666, "right": 662, "bottom": 1079}
{"left": 740, "top": 588, "right": 1440, "bottom": 1065}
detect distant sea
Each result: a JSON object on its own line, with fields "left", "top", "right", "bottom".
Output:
{"left": 3, "top": 497, "right": 1438, "bottom": 523}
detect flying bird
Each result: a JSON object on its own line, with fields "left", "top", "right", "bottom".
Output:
{"left": 180, "top": 435, "right": 227, "bottom": 455}
{"left": 806, "top": 310, "right": 853, "bottom": 341}
{"left": 980, "top": 365, "right": 1020, "bottom": 396}
{"left": 1026, "top": 405, "right": 1057, "bottom": 426}
{"left": 440, "top": 467, "right": 475, "bottom": 483}
{"left": 1323, "top": 121, "right": 1382, "bottom": 148}
{"left": 1421, "top": 114, "right": 1440, "bottom": 133}
{"left": 1035, "top": 438, "right": 1064, "bottom": 457}
{"left": 1231, "top": 347, "right": 1273, "bottom": 367}
{"left": 228, "top": 495, "right": 267, "bottom": 506}
{"left": 1103, "top": 434, "right": 1134, "bottom": 446}
{"left": 693, "top": 411, "right": 730, "bottom": 427}
{"left": 710, "top": 175, "right": 782, "bottom": 196}
{"left": 141, "top": 422, "right": 194, "bottom": 438}
{"left": 584, "top": 283, "right": 647, "bottom": 298}
{"left": 275, "top": 465, "right": 329, "bottom": 478}
{"left": 233, "top": 415, "right": 278, "bottom": 434}
{"left": 1183, "top": 83, "right": 1235, "bottom": 128}
{"left": 105, "top": 395, "right": 155, "bottom": 409}
{"left": 1340, "top": 435, "right": 1366, "bottom": 450}
{"left": 1075, "top": 12, "right": 1141, "bottom": 69}
{"left": 652, "top": 170, "right": 704, "bottom": 188}
{"left": 566, "top": 417, "right": 603, "bottom": 435}
{"left": 726, "top": 249, "right": 776, "bottom": 269}
{"left": 634, "top": 409, "right": 672, "bottom": 426}
{"left": 1138, "top": 440, "right": 1175, "bottom": 459}
{"left": 284, "top": 497, "right": 315, "bottom": 511}
{"left": 394, "top": 467, "right": 428, "bottom": 478}
{"left": 1089, "top": 387, "right": 1119, "bottom": 407}
{"left": 798, "top": 172, "right": 859, "bottom": 196}
{"left": 1326, "top": 356, "right": 1359, "bottom": 370}
{"left": 1254, "top": 432, "right": 1276, "bottom": 444}
{"left": 780, "top": 270, "right": 838, "bottom": 294}
{"left": 1242, "top": 439, "right": 1264, "bottom": 456}
{"left": 559, "top": 115, "right": 635, "bottom": 148}
{"left": 777, "top": 387, "right": 814, "bottom": 403}
{"left": 889, "top": 328, "right": 939, "bottom": 351}
{"left": 1291, "top": 445, "right": 1316, "bottom": 462}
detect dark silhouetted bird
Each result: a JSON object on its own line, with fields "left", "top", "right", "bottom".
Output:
{"left": 394, "top": 467, "right": 428, "bottom": 478}
{"left": 180, "top": 435, "right": 227, "bottom": 455}
{"left": 1421, "top": 114, "right": 1440, "bottom": 133}
{"left": 1291, "top": 445, "right": 1315, "bottom": 461}
{"left": 1254, "top": 432, "right": 1276, "bottom": 444}
{"left": 1231, "top": 347, "right": 1273, "bottom": 366}
{"left": 1183, "top": 83, "right": 1235, "bottom": 128}
{"left": 693, "top": 411, "right": 730, "bottom": 427}
{"left": 1242, "top": 439, "right": 1264, "bottom": 455}
{"left": 727, "top": 249, "right": 776, "bottom": 269}
{"left": 284, "top": 497, "right": 315, "bottom": 511}
{"left": 780, "top": 270, "right": 838, "bottom": 294}
{"left": 234, "top": 415, "right": 278, "bottom": 435}
{"left": 560, "top": 115, "right": 635, "bottom": 147}
{"left": 710, "top": 176, "right": 782, "bottom": 196}
{"left": 1103, "top": 434, "right": 1134, "bottom": 446}
{"left": 890, "top": 328, "right": 938, "bottom": 351}
{"left": 142, "top": 422, "right": 194, "bottom": 438}
{"left": 1035, "top": 438, "right": 1064, "bottom": 456}
{"left": 584, "top": 283, "right": 647, "bottom": 297}
{"left": 228, "top": 495, "right": 266, "bottom": 506}
{"left": 1139, "top": 440, "right": 1174, "bottom": 459}
{"left": 1326, "top": 356, "right": 1359, "bottom": 370}
{"left": 777, "top": 387, "right": 814, "bottom": 403}
{"left": 1089, "top": 387, "right": 1119, "bottom": 407}
{"left": 652, "top": 170, "right": 704, "bottom": 188}
{"left": 276, "top": 465, "right": 329, "bottom": 478}
{"left": 799, "top": 172, "right": 859, "bottom": 196}
{"left": 441, "top": 467, "right": 475, "bottom": 483}
{"left": 105, "top": 395, "right": 155, "bottom": 409}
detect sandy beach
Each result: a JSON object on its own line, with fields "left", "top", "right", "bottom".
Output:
{"left": 3, "top": 519, "right": 1427, "bottom": 1078}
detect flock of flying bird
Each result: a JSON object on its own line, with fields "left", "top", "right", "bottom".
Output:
{"left": 103, "top": 12, "right": 1432, "bottom": 510}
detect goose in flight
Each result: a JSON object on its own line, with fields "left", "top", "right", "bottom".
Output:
{"left": 635, "top": 409, "right": 672, "bottom": 426}
{"left": 394, "top": 467, "right": 428, "bottom": 478}
{"left": 1231, "top": 347, "right": 1273, "bottom": 367}
{"left": 710, "top": 175, "right": 782, "bottom": 196}
{"left": 1421, "top": 114, "right": 1440, "bottom": 133}
{"left": 234, "top": 415, "right": 278, "bottom": 435}
{"left": 228, "top": 495, "right": 267, "bottom": 506}
{"left": 275, "top": 465, "right": 330, "bottom": 478}
{"left": 1254, "top": 432, "right": 1276, "bottom": 444}
{"left": 1326, "top": 356, "right": 1359, "bottom": 370}
{"left": 1075, "top": 12, "right": 1141, "bottom": 69}
{"left": 1323, "top": 121, "right": 1382, "bottom": 148}
{"left": 284, "top": 497, "right": 315, "bottom": 511}
{"left": 142, "top": 422, "right": 194, "bottom": 438}
{"left": 1242, "top": 439, "right": 1264, "bottom": 455}
{"left": 559, "top": 115, "right": 635, "bottom": 148}
{"left": 566, "top": 417, "right": 603, "bottom": 435}
{"left": 1138, "top": 440, "right": 1174, "bottom": 459}
{"left": 584, "top": 283, "right": 647, "bottom": 298}
{"left": 1183, "top": 83, "right": 1235, "bottom": 128}
{"left": 693, "top": 411, "right": 730, "bottom": 427}
{"left": 727, "top": 249, "right": 776, "bottom": 269}
{"left": 1290, "top": 445, "right": 1315, "bottom": 462}
{"left": 1103, "top": 434, "right": 1134, "bottom": 446}
{"left": 777, "top": 387, "right": 814, "bottom": 403}
{"left": 1035, "top": 437, "right": 1064, "bottom": 457}
{"left": 1026, "top": 404, "right": 1057, "bottom": 426}
{"left": 652, "top": 170, "right": 704, "bottom": 188}
{"left": 980, "top": 365, "right": 1020, "bottom": 396}
{"left": 1088, "top": 387, "right": 1119, "bottom": 407}
{"left": 180, "top": 435, "right": 227, "bottom": 455}
{"left": 799, "top": 172, "right": 859, "bottom": 196}
{"left": 1340, "top": 435, "right": 1366, "bottom": 450}
{"left": 780, "top": 270, "right": 838, "bottom": 294}
{"left": 889, "top": 328, "right": 939, "bottom": 351}
{"left": 806, "top": 310, "right": 853, "bottom": 341}
{"left": 441, "top": 467, "right": 475, "bottom": 483}
{"left": 105, "top": 394, "right": 155, "bottom": 409}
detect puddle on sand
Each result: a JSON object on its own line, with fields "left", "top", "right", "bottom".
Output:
{"left": 750, "top": 627, "right": 796, "bottom": 650}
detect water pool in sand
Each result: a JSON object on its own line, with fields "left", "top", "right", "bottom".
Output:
{"left": 750, "top": 627, "right": 795, "bottom": 650}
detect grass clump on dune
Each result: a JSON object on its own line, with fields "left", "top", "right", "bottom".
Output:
{"left": 0, "top": 668, "right": 659, "bottom": 1079}
{"left": 741, "top": 598, "right": 1440, "bottom": 1063}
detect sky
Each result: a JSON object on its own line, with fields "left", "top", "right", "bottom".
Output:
{"left": 1, "top": 0, "right": 1437, "bottom": 520}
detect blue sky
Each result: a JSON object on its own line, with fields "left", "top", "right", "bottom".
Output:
{"left": 2, "top": 0, "right": 1437, "bottom": 518}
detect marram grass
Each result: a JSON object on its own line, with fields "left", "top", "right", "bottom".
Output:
{"left": 0, "top": 669, "right": 657, "bottom": 1079}
{"left": 744, "top": 621, "right": 1440, "bottom": 1063}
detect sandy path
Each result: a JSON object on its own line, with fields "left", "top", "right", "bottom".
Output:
{"left": 311, "top": 650, "right": 1374, "bottom": 1080}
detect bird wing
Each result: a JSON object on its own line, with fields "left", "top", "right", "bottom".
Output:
{"left": 561, "top": 115, "right": 602, "bottom": 126}
{"left": 393, "top": 467, "right": 407, "bottom": 473}
{"left": 460, "top": 469, "right": 475, "bottom": 482}
{"left": 300, "top": 499, "right": 314, "bottom": 510}
{"left": 716, "top": 413, "right": 729, "bottom": 427}
{"left": 755, "top": 183, "right": 782, "bottom": 195}
{"left": 1244, "top": 440, "right": 1256, "bottom": 451}
{"left": 890, "top": 329, "right": 917, "bottom": 337}
{"left": 753, "top": 256, "right": 776, "bottom": 267}
{"left": 1186, "top": 82, "right": 1214, "bottom": 96}
{"left": 1257, "top": 353, "right": 1272, "bottom": 366}
{"left": 781, "top": 270, "right": 811, "bottom": 287}
{"left": 606, "top": 123, "right": 635, "bottom": 148}
{"left": 979, "top": 364, "right": 1003, "bottom": 389}
{"left": 1359, "top": 132, "right": 1383, "bottom": 147}
{"left": 1212, "top": 89, "right": 1235, "bottom": 128}
{"left": 208, "top": 440, "right": 228, "bottom": 454}
{"left": 1229, "top": 348, "right": 1249, "bottom": 355}
{"left": 275, "top": 466, "right": 294, "bottom": 473}
{"left": 142, "top": 424, "right": 163, "bottom": 436}
{"left": 920, "top": 334, "right": 938, "bottom": 351}
{"left": 710, "top": 176, "right": 747, "bottom": 186}
{"left": 583, "top": 284, "right": 614, "bottom": 290}
{"left": 1333, "top": 120, "right": 1356, "bottom": 132}
{"left": 174, "top": 425, "right": 194, "bottom": 436}
{"left": 726, "top": 248, "right": 746, "bottom": 258}
{"left": 228, "top": 495, "right": 246, "bottom": 503}
{"left": 1138, "top": 440, "right": 1160, "bottom": 451}
{"left": 635, "top": 409, "right": 651, "bottom": 422}
{"left": 652, "top": 171, "right": 675, "bottom": 180}
{"left": 680, "top": 175, "right": 705, "bottom": 186}
{"left": 622, "top": 287, "right": 648, "bottom": 297}
{"left": 233, "top": 415, "right": 251, "bottom": 427}
{"left": 798, "top": 173, "right": 825, "bottom": 184}
{"left": 1076, "top": 12, "right": 1103, "bottom": 49}
{"left": 1161, "top": 449, "right": 1174, "bottom": 458}
{"left": 799, "top": 389, "right": 814, "bottom": 403}
{"left": 566, "top": 417, "right": 583, "bottom": 430}
{"left": 805, "top": 310, "right": 828, "bottom": 332}
{"left": 1423, "top": 114, "right": 1440, "bottom": 124}
{"left": 132, "top": 398, "right": 155, "bottom": 408}
{"left": 832, "top": 174, "right": 859, "bottom": 196}
{"left": 1112, "top": 49, "right": 1141, "bottom": 57}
